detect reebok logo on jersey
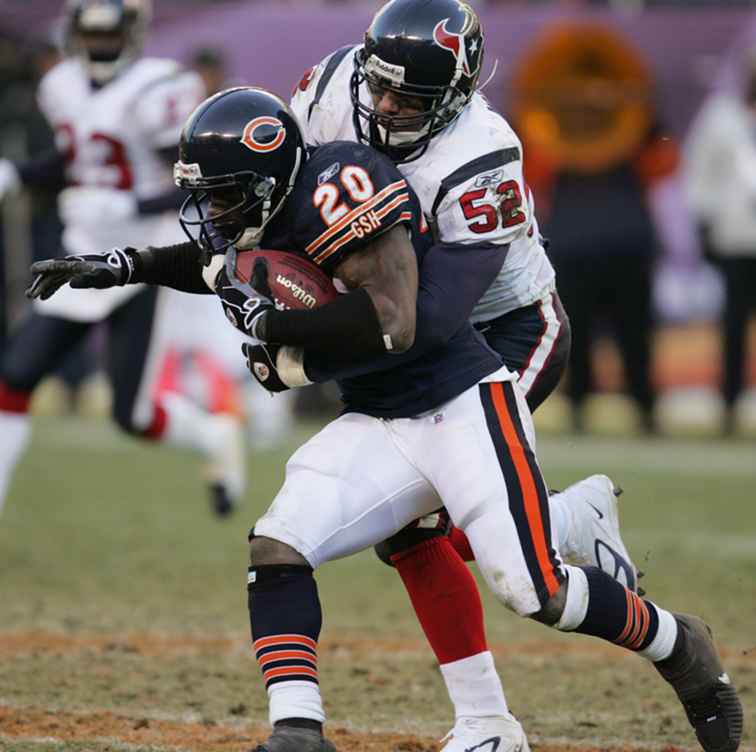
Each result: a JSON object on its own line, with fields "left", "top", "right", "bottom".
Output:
{"left": 318, "top": 162, "right": 340, "bottom": 185}
{"left": 475, "top": 169, "right": 503, "bottom": 188}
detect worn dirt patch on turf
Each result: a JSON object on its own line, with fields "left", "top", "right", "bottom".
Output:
{"left": 0, "top": 706, "right": 690, "bottom": 752}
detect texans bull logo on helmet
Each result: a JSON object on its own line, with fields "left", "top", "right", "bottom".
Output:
{"left": 240, "top": 116, "right": 286, "bottom": 153}
{"left": 432, "top": 5, "right": 482, "bottom": 78}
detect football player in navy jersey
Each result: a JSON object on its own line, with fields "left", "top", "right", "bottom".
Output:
{"left": 287, "top": 2, "right": 660, "bottom": 744}
{"left": 29, "top": 86, "right": 743, "bottom": 752}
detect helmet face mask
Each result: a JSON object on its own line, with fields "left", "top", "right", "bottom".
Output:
{"left": 65, "top": 0, "right": 151, "bottom": 84}
{"left": 350, "top": 0, "right": 484, "bottom": 163}
{"left": 174, "top": 87, "right": 305, "bottom": 263}
{"left": 174, "top": 167, "right": 278, "bottom": 259}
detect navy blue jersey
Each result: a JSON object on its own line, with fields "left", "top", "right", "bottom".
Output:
{"left": 264, "top": 141, "right": 503, "bottom": 418}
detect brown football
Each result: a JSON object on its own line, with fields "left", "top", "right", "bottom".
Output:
{"left": 234, "top": 249, "right": 338, "bottom": 310}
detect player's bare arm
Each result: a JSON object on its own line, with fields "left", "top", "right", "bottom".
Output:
{"left": 332, "top": 224, "right": 418, "bottom": 353}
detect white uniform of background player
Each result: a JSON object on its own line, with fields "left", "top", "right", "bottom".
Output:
{"left": 0, "top": 0, "right": 245, "bottom": 516}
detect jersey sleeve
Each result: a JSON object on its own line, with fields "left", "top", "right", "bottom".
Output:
{"left": 132, "top": 69, "right": 207, "bottom": 150}
{"left": 289, "top": 45, "right": 355, "bottom": 146}
{"left": 289, "top": 143, "right": 415, "bottom": 274}
{"left": 432, "top": 144, "right": 533, "bottom": 246}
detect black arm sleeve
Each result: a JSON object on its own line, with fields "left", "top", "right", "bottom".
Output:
{"left": 260, "top": 287, "right": 386, "bottom": 359}
{"left": 130, "top": 241, "right": 211, "bottom": 294}
{"left": 304, "top": 241, "right": 508, "bottom": 382}
{"left": 16, "top": 149, "right": 66, "bottom": 190}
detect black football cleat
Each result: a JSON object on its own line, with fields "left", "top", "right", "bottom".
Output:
{"left": 209, "top": 482, "right": 236, "bottom": 517}
{"left": 655, "top": 613, "right": 743, "bottom": 752}
{"left": 252, "top": 725, "right": 336, "bottom": 752}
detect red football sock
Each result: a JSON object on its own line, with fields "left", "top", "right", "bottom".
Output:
{"left": 392, "top": 536, "right": 487, "bottom": 665}
{"left": 448, "top": 524, "right": 475, "bottom": 562}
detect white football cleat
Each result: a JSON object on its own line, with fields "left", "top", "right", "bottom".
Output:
{"left": 557, "top": 474, "right": 640, "bottom": 592}
{"left": 203, "top": 413, "right": 246, "bottom": 517}
{"left": 440, "top": 714, "right": 530, "bottom": 752}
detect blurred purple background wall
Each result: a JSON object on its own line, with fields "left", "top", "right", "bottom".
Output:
{"left": 0, "top": 1, "right": 750, "bottom": 138}
{"left": 141, "top": 2, "right": 749, "bottom": 138}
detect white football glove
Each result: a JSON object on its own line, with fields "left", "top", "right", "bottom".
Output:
{"left": 58, "top": 186, "right": 137, "bottom": 227}
{"left": 0, "top": 159, "right": 21, "bottom": 201}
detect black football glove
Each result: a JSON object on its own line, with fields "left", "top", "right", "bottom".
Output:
{"left": 26, "top": 247, "right": 137, "bottom": 301}
{"left": 215, "top": 248, "right": 275, "bottom": 340}
{"left": 242, "top": 342, "right": 290, "bottom": 393}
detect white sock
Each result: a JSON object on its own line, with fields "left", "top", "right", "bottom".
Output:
{"left": 440, "top": 651, "right": 509, "bottom": 719}
{"left": 639, "top": 606, "right": 678, "bottom": 662}
{"left": 0, "top": 412, "right": 31, "bottom": 513}
{"left": 556, "top": 565, "right": 590, "bottom": 631}
{"left": 268, "top": 681, "right": 325, "bottom": 725}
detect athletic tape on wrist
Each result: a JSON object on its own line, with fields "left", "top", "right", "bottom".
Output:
{"left": 276, "top": 346, "right": 313, "bottom": 388}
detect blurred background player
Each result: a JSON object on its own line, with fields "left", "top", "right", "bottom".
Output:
{"left": 684, "top": 49, "right": 756, "bottom": 435}
{"left": 512, "top": 23, "right": 679, "bottom": 435}
{"left": 0, "top": 0, "right": 245, "bottom": 516}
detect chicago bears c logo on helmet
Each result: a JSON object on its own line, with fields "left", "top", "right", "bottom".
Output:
{"left": 432, "top": 6, "right": 481, "bottom": 78}
{"left": 241, "top": 116, "right": 286, "bottom": 153}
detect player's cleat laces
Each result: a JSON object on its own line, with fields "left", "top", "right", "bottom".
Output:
{"left": 655, "top": 614, "right": 743, "bottom": 752}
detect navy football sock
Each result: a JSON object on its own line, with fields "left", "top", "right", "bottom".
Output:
{"left": 573, "top": 566, "right": 660, "bottom": 651}
{"left": 248, "top": 564, "right": 325, "bottom": 724}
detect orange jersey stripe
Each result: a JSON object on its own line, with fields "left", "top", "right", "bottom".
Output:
{"left": 253, "top": 634, "right": 317, "bottom": 652}
{"left": 374, "top": 193, "right": 410, "bottom": 220}
{"left": 306, "top": 179, "right": 407, "bottom": 255}
{"left": 489, "top": 382, "right": 560, "bottom": 596}
{"left": 313, "top": 193, "right": 412, "bottom": 265}
{"left": 314, "top": 228, "right": 357, "bottom": 265}
{"left": 258, "top": 650, "right": 318, "bottom": 668}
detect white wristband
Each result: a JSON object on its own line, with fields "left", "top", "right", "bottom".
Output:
{"left": 276, "top": 346, "right": 313, "bottom": 388}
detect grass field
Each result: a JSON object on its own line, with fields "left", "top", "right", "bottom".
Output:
{"left": 1, "top": 415, "right": 754, "bottom": 752}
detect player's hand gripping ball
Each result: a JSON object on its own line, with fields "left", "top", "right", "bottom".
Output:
{"left": 226, "top": 250, "right": 339, "bottom": 394}
{"left": 232, "top": 249, "right": 338, "bottom": 311}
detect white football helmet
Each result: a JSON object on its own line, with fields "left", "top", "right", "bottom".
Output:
{"left": 63, "top": 0, "right": 152, "bottom": 84}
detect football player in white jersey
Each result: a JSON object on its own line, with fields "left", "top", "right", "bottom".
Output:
{"left": 286, "top": 1, "right": 649, "bottom": 747}
{"left": 0, "top": 0, "right": 245, "bottom": 516}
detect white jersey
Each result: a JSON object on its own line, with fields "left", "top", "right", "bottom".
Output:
{"left": 684, "top": 93, "right": 756, "bottom": 258}
{"left": 290, "top": 46, "right": 555, "bottom": 321}
{"left": 34, "top": 56, "right": 205, "bottom": 321}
